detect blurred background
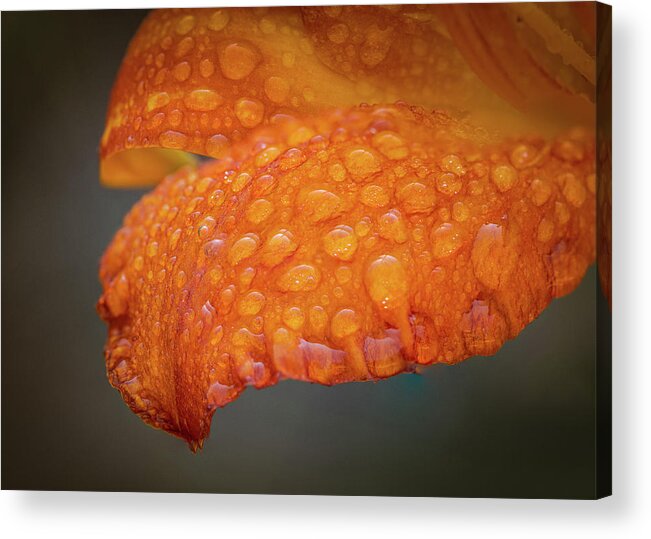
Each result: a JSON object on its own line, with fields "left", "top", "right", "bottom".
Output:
{"left": 2, "top": 9, "right": 599, "bottom": 498}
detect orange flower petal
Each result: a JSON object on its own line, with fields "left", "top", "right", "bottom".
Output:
{"left": 98, "top": 105, "right": 596, "bottom": 447}
{"left": 101, "top": 6, "right": 595, "bottom": 188}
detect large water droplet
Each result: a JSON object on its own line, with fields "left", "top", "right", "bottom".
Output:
{"left": 364, "top": 255, "right": 408, "bottom": 311}
{"left": 218, "top": 41, "right": 261, "bottom": 80}
{"left": 278, "top": 264, "right": 320, "bottom": 292}
{"left": 323, "top": 225, "right": 358, "bottom": 261}
{"left": 228, "top": 233, "right": 260, "bottom": 265}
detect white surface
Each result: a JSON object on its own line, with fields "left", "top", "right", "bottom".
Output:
{"left": 1, "top": 0, "right": 649, "bottom": 537}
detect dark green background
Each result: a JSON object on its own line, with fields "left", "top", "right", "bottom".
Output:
{"left": 2, "top": 10, "right": 599, "bottom": 497}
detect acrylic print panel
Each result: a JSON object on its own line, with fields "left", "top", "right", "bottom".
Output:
{"left": 1, "top": 2, "right": 611, "bottom": 499}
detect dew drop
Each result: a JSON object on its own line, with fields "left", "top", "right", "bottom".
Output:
{"left": 206, "top": 134, "right": 230, "bottom": 158}
{"left": 510, "top": 144, "right": 537, "bottom": 169}
{"left": 159, "top": 130, "right": 188, "bottom": 149}
{"left": 204, "top": 238, "right": 225, "bottom": 257}
{"left": 264, "top": 76, "right": 290, "bottom": 103}
{"left": 344, "top": 147, "right": 381, "bottom": 179}
{"left": 278, "top": 264, "right": 320, "bottom": 292}
{"left": 246, "top": 199, "right": 274, "bottom": 224}
{"left": 360, "top": 29, "right": 391, "bottom": 67}
{"left": 175, "top": 14, "right": 195, "bottom": 35}
{"left": 261, "top": 229, "right": 298, "bottom": 267}
{"left": 555, "top": 201, "right": 570, "bottom": 225}
{"left": 323, "top": 225, "right": 358, "bottom": 261}
{"left": 537, "top": 217, "right": 554, "bottom": 243}
{"left": 175, "top": 270, "right": 187, "bottom": 289}
{"left": 365, "top": 255, "right": 409, "bottom": 311}
{"left": 146, "top": 92, "right": 170, "bottom": 112}
{"left": 168, "top": 228, "right": 182, "bottom": 250}
{"left": 328, "top": 162, "right": 347, "bottom": 182}
{"left": 208, "top": 9, "right": 230, "bottom": 32}
{"left": 360, "top": 184, "right": 390, "bottom": 208}
{"left": 354, "top": 216, "right": 372, "bottom": 237}
{"left": 218, "top": 41, "right": 261, "bottom": 80}
{"left": 184, "top": 89, "right": 223, "bottom": 111}
{"left": 309, "top": 305, "right": 328, "bottom": 334}
{"left": 331, "top": 308, "right": 360, "bottom": 339}
{"left": 228, "top": 233, "right": 260, "bottom": 265}
{"left": 396, "top": 182, "right": 436, "bottom": 214}
{"left": 471, "top": 223, "right": 510, "bottom": 290}
{"left": 303, "top": 189, "right": 343, "bottom": 223}
{"left": 172, "top": 61, "right": 191, "bottom": 82}
{"left": 234, "top": 98, "right": 264, "bottom": 128}
{"left": 197, "top": 216, "right": 216, "bottom": 239}
{"left": 435, "top": 172, "right": 463, "bottom": 196}
{"left": 431, "top": 222, "right": 463, "bottom": 258}
{"left": 452, "top": 201, "right": 470, "bottom": 222}
{"left": 491, "top": 164, "right": 518, "bottom": 192}
{"left": 561, "top": 173, "right": 586, "bottom": 207}
{"left": 146, "top": 241, "right": 159, "bottom": 258}
{"left": 208, "top": 266, "right": 224, "bottom": 284}
{"left": 231, "top": 172, "right": 251, "bottom": 193}
{"left": 553, "top": 139, "right": 585, "bottom": 162}
{"left": 372, "top": 131, "right": 408, "bottom": 160}
{"left": 237, "top": 291, "right": 266, "bottom": 316}
{"left": 529, "top": 178, "right": 552, "bottom": 206}
{"left": 255, "top": 146, "right": 282, "bottom": 167}
{"left": 199, "top": 58, "right": 215, "bottom": 78}
{"left": 377, "top": 209, "right": 407, "bottom": 243}
{"left": 586, "top": 173, "right": 596, "bottom": 195}
{"left": 283, "top": 306, "right": 305, "bottom": 330}
{"left": 327, "top": 23, "right": 349, "bottom": 44}
{"left": 175, "top": 37, "right": 194, "bottom": 58}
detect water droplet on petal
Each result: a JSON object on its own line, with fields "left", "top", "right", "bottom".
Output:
{"left": 323, "top": 225, "right": 358, "bottom": 260}
{"left": 331, "top": 308, "right": 360, "bottom": 339}
{"left": 537, "top": 217, "right": 554, "bottom": 243}
{"left": 228, "top": 233, "right": 260, "bottom": 265}
{"left": 234, "top": 98, "right": 264, "bottom": 128}
{"left": 264, "top": 76, "right": 290, "bottom": 103}
{"left": 435, "top": 172, "right": 463, "bottom": 195}
{"left": 218, "top": 41, "right": 261, "bottom": 80}
{"left": 344, "top": 148, "right": 381, "bottom": 179}
{"left": 491, "top": 164, "right": 518, "bottom": 192}
{"left": 237, "top": 291, "right": 266, "bottom": 316}
{"left": 146, "top": 92, "right": 171, "bottom": 112}
{"left": 560, "top": 173, "right": 586, "bottom": 207}
{"left": 529, "top": 178, "right": 552, "bottom": 206}
{"left": 208, "top": 9, "right": 230, "bottom": 32}
{"left": 146, "top": 241, "right": 159, "bottom": 258}
{"left": 159, "top": 130, "right": 188, "bottom": 149}
{"left": 184, "top": 89, "right": 223, "bottom": 111}
{"left": 206, "top": 134, "right": 230, "bottom": 158}
{"left": 431, "top": 222, "right": 463, "bottom": 258}
{"left": 261, "top": 229, "right": 298, "bottom": 267}
{"left": 197, "top": 216, "right": 216, "bottom": 239}
{"left": 396, "top": 182, "right": 436, "bottom": 214}
{"left": 278, "top": 264, "right": 320, "bottom": 292}
{"left": 303, "top": 189, "right": 343, "bottom": 223}
{"left": 452, "top": 201, "right": 470, "bottom": 222}
{"left": 377, "top": 209, "right": 407, "bottom": 243}
{"left": 282, "top": 306, "right": 305, "bottom": 330}
{"left": 327, "top": 23, "right": 349, "bottom": 44}
{"left": 372, "top": 131, "right": 408, "bottom": 160}
{"left": 360, "top": 184, "right": 390, "bottom": 208}
{"left": 175, "top": 14, "right": 195, "bottom": 35}
{"left": 364, "top": 255, "right": 408, "bottom": 311}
